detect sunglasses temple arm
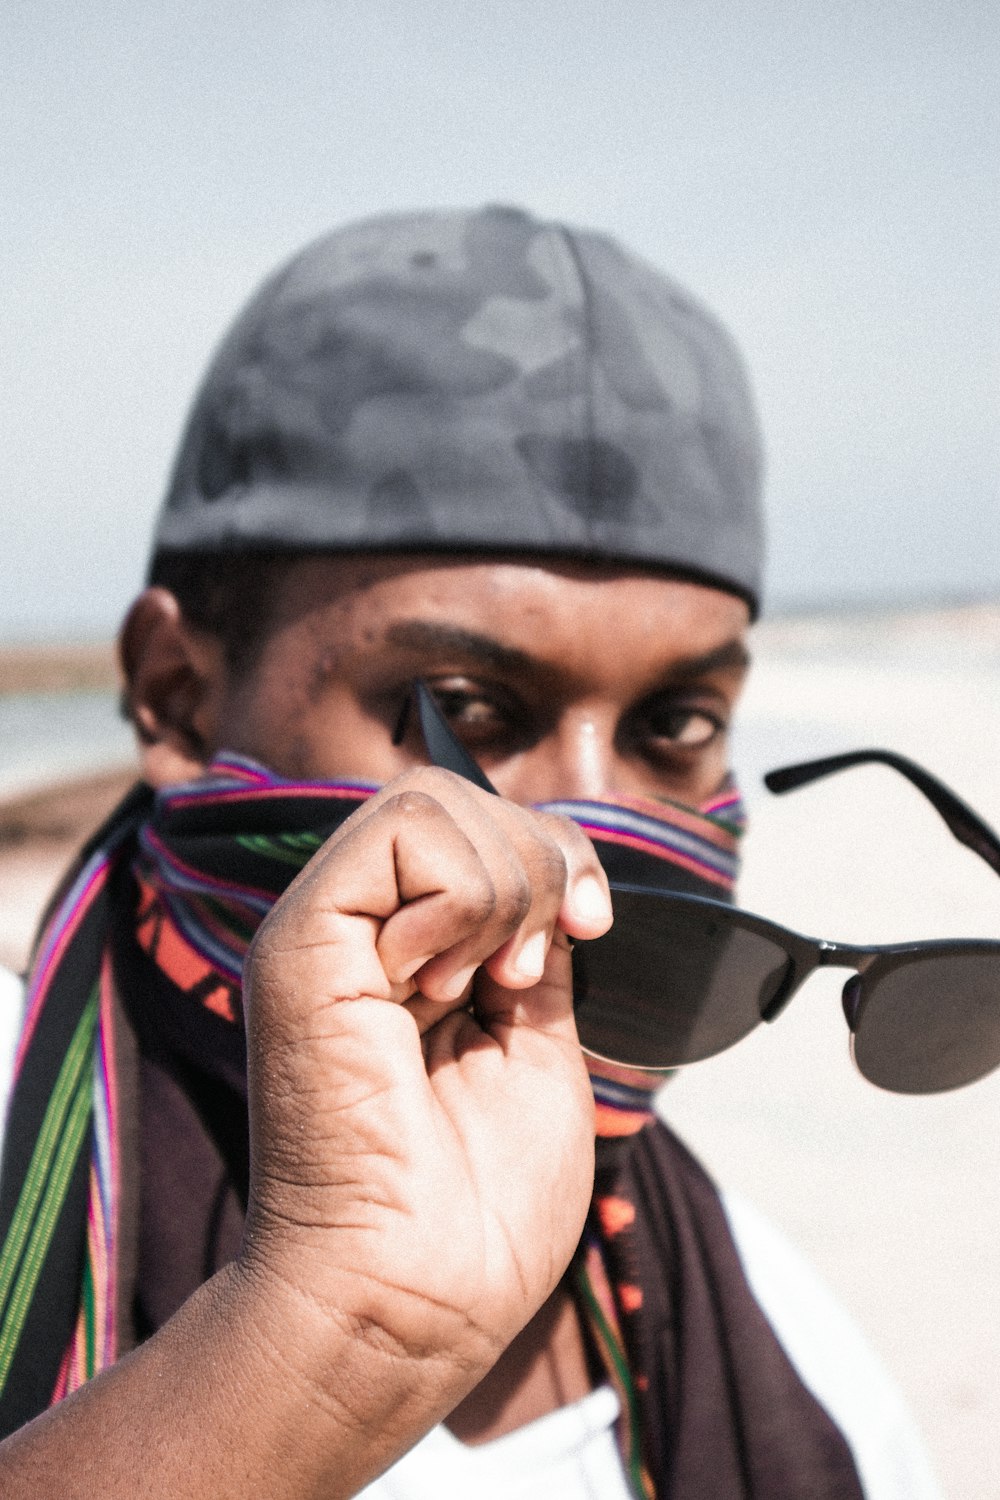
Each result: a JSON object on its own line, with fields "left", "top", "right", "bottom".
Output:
{"left": 410, "top": 681, "right": 501, "bottom": 795}
{"left": 765, "top": 749, "right": 1000, "bottom": 879}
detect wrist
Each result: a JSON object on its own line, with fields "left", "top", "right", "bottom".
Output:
{"left": 222, "top": 1239, "right": 493, "bottom": 1492}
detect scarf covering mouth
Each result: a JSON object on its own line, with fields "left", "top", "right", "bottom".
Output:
{"left": 0, "top": 756, "right": 864, "bottom": 1498}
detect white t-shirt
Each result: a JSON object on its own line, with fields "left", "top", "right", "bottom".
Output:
{"left": 355, "top": 1384, "right": 633, "bottom": 1500}
{"left": 0, "top": 968, "right": 941, "bottom": 1498}
{"left": 352, "top": 1191, "right": 941, "bottom": 1500}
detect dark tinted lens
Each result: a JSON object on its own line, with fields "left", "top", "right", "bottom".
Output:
{"left": 853, "top": 950, "right": 1000, "bottom": 1094}
{"left": 571, "top": 888, "right": 792, "bottom": 1068}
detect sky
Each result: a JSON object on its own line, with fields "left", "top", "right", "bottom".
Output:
{"left": 2, "top": 0, "right": 997, "bottom": 638}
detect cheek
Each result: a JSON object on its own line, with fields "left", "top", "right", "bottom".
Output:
{"left": 223, "top": 687, "right": 409, "bottom": 785}
{"left": 212, "top": 657, "right": 320, "bottom": 776}
{"left": 695, "top": 746, "right": 733, "bottom": 803}
{"left": 648, "top": 733, "right": 734, "bottom": 811}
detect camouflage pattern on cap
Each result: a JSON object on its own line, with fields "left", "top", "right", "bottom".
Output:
{"left": 154, "top": 205, "right": 765, "bottom": 612}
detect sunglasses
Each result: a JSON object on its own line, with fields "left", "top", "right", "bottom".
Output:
{"left": 409, "top": 683, "right": 1000, "bottom": 1095}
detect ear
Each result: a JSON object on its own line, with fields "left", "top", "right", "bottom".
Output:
{"left": 118, "top": 588, "right": 229, "bottom": 789}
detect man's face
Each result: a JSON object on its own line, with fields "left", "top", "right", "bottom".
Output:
{"left": 199, "top": 554, "right": 750, "bottom": 808}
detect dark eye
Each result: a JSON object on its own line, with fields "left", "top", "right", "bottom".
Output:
{"left": 642, "top": 701, "right": 724, "bottom": 751}
{"left": 426, "top": 679, "right": 517, "bottom": 749}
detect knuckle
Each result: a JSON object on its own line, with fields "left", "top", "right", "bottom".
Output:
{"left": 535, "top": 810, "right": 593, "bottom": 864}
{"left": 457, "top": 867, "right": 498, "bottom": 927}
{"left": 535, "top": 841, "right": 569, "bottom": 894}
{"left": 525, "top": 816, "right": 571, "bottom": 883}
{"left": 495, "top": 867, "right": 533, "bottom": 929}
{"left": 380, "top": 787, "right": 444, "bottom": 821}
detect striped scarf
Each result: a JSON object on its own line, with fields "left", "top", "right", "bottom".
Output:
{"left": 2, "top": 753, "right": 837, "bottom": 1492}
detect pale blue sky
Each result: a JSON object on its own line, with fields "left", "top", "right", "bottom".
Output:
{"left": 2, "top": 0, "right": 997, "bottom": 637}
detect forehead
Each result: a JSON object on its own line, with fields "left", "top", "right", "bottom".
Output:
{"left": 262, "top": 552, "right": 750, "bottom": 677}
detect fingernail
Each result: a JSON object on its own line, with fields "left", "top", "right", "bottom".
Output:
{"left": 439, "top": 961, "right": 479, "bottom": 1001}
{"left": 396, "top": 952, "right": 437, "bottom": 983}
{"left": 571, "top": 874, "right": 612, "bottom": 924}
{"left": 513, "top": 929, "right": 547, "bottom": 980}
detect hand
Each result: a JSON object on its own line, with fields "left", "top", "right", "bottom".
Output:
{"left": 0, "top": 771, "right": 612, "bottom": 1499}
{"left": 239, "top": 767, "right": 613, "bottom": 1438}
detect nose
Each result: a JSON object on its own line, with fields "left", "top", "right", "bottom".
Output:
{"left": 495, "top": 710, "right": 629, "bottom": 805}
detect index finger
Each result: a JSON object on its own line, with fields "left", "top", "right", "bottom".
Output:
{"left": 527, "top": 809, "right": 613, "bottom": 941}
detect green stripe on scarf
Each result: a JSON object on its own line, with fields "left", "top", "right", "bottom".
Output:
{"left": 79, "top": 1252, "right": 97, "bottom": 1379}
{"left": 573, "top": 1254, "right": 650, "bottom": 1499}
{"left": 234, "top": 830, "right": 323, "bottom": 866}
{"left": 0, "top": 987, "right": 98, "bottom": 1392}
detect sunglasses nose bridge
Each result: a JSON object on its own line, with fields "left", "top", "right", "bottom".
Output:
{"left": 841, "top": 973, "right": 863, "bottom": 1029}
{"left": 815, "top": 938, "right": 870, "bottom": 970}
{"left": 814, "top": 942, "right": 877, "bottom": 1030}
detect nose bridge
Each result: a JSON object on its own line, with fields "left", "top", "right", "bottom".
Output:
{"left": 519, "top": 704, "right": 622, "bottom": 803}
{"left": 559, "top": 710, "right": 613, "bottom": 799}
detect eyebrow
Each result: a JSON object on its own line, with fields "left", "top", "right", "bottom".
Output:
{"left": 384, "top": 621, "right": 536, "bottom": 673}
{"left": 383, "top": 620, "right": 750, "bottom": 680}
{"left": 667, "top": 639, "right": 751, "bottom": 680}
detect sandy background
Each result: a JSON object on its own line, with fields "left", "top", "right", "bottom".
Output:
{"left": 1, "top": 608, "right": 998, "bottom": 1495}
{"left": 667, "top": 604, "right": 1000, "bottom": 1499}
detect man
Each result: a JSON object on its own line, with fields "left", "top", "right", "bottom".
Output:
{"left": 0, "top": 206, "right": 938, "bottom": 1496}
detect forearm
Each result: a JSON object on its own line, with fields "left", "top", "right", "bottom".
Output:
{"left": 0, "top": 1259, "right": 473, "bottom": 1500}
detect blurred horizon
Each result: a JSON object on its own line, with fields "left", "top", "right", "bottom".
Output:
{"left": 3, "top": 587, "right": 999, "bottom": 651}
{"left": 3, "top": 585, "right": 1000, "bottom": 649}
{"left": 2, "top": 1, "right": 997, "bottom": 641}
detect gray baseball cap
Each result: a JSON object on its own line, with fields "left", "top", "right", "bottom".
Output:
{"left": 154, "top": 205, "right": 765, "bottom": 613}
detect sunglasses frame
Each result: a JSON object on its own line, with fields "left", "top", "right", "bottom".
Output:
{"left": 591, "top": 878, "right": 1000, "bottom": 1075}
{"left": 408, "top": 681, "right": 1000, "bottom": 1091}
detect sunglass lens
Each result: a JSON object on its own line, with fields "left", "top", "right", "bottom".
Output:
{"left": 853, "top": 952, "right": 1000, "bottom": 1093}
{"left": 571, "top": 887, "right": 792, "bottom": 1069}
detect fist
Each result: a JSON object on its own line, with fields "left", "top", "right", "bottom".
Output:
{"left": 239, "top": 767, "right": 612, "bottom": 1413}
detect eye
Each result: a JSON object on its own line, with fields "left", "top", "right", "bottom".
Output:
{"left": 433, "top": 686, "right": 500, "bottom": 727}
{"left": 640, "top": 699, "right": 726, "bottom": 753}
{"left": 423, "top": 678, "right": 523, "bottom": 750}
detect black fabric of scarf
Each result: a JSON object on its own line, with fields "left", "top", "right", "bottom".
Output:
{"left": 593, "top": 1127, "right": 865, "bottom": 1497}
